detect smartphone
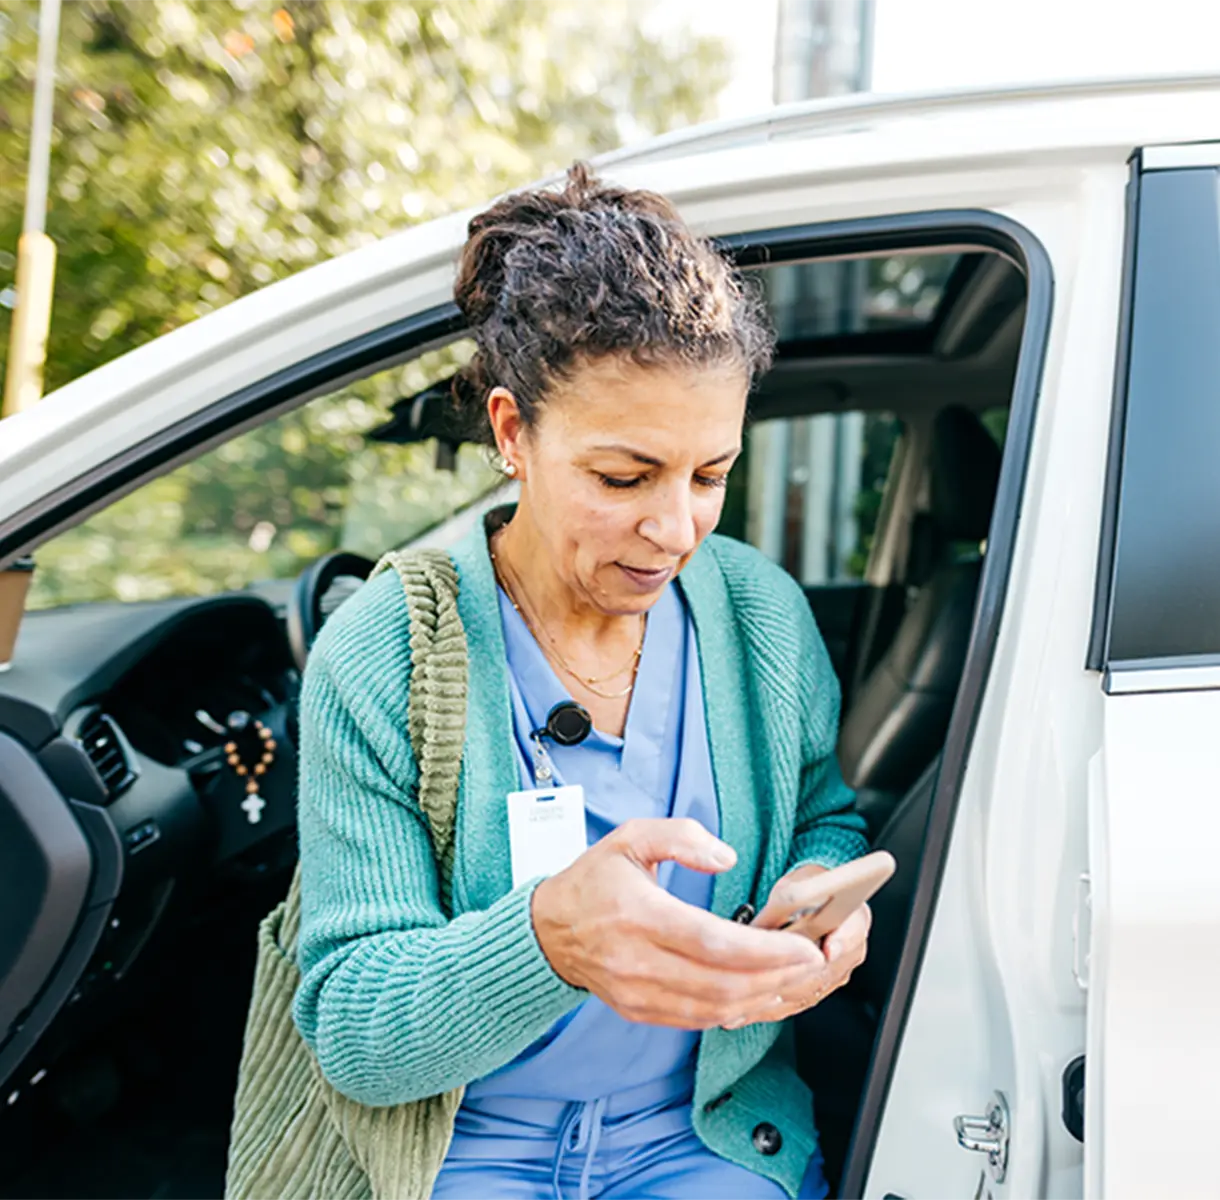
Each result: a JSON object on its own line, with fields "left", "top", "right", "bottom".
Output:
{"left": 751, "top": 850, "right": 896, "bottom": 942}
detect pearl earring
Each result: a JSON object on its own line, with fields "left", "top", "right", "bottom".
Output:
{"left": 504, "top": 462, "right": 518, "bottom": 477}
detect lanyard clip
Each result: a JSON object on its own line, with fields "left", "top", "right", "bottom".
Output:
{"left": 529, "top": 732, "right": 555, "bottom": 786}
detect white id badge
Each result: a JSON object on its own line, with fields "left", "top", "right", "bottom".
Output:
{"left": 506, "top": 784, "right": 587, "bottom": 888}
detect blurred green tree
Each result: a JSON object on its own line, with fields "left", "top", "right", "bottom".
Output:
{"left": 0, "top": 0, "right": 727, "bottom": 391}
{"left": 1, "top": 0, "right": 729, "bottom": 608}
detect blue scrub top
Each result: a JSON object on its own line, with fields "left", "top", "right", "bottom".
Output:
{"left": 436, "top": 581, "right": 828, "bottom": 1198}
{"left": 466, "top": 581, "right": 719, "bottom": 1102}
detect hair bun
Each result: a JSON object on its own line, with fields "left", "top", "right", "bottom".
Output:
{"left": 454, "top": 163, "right": 685, "bottom": 330}
{"left": 452, "top": 161, "right": 774, "bottom": 448}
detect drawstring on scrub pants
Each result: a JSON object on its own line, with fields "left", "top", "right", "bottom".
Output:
{"left": 552, "top": 1097, "right": 609, "bottom": 1200}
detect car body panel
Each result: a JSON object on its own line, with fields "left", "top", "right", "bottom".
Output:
{"left": 1087, "top": 691, "right": 1220, "bottom": 1199}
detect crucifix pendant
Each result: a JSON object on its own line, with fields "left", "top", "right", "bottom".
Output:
{"left": 223, "top": 713, "right": 276, "bottom": 826}
{"left": 241, "top": 791, "right": 266, "bottom": 824}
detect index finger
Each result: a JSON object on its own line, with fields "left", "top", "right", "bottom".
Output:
{"left": 643, "top": 888, "right": 825, "bottom": 972}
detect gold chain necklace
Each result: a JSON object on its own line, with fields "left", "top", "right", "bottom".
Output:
{"left": 490, "top": 545, "right": 645, "bottom": 700}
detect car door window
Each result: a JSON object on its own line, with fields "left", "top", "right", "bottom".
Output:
{"left": 28, "top": 342, "right": 503, "bottom": 609}
{"left": 1093, "top": 164, "right": 1220, "bottom": 670}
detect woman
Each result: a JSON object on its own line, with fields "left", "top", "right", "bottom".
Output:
{"left": 293, "top": 165, "right": 872, "bottom": 1200}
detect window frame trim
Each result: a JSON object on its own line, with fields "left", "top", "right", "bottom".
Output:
{"left": 1087, "top": 152, "right": 1142, "bottom": 672}
{"left": 1106, "top": 656, "right": 1220, "bottom": 695}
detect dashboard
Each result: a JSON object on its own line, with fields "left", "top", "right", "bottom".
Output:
{"left": 105, "top": 601, "right": 294, "bottom": 769}
{"left": 0, "top": 587, "right": 302, "bottom": 1084}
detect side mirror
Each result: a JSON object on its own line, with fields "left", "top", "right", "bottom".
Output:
{"left": 368, "top": 376, "right": 467, "bottom": 473}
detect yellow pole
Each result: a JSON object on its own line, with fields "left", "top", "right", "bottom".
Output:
{"left": 2, "top": 0, "right": 62, "bottom": 418}
{"left": 3, "top": 231, "right": 57, "bottom": 416}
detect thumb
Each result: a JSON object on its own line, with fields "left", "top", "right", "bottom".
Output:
{"left": 617, "top": 817, "right": 737, "bottom": 875}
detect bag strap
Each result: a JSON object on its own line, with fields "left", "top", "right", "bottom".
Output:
{"left": 304, "top": 550, "right": 468, "bottom": 1196}
{"left": 278, "top": 548, "right": 466, "bottom": 956}
{"left": 368, "top": 547, "right": 467, "bottom": 902}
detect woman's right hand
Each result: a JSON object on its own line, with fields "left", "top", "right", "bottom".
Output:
{"left": 531, "top": 818, "right": 832, "bottom": 1030}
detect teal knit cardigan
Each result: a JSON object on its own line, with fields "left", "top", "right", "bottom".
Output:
{"left": 292, "top": 520, "right": 870, "bottom": 1198}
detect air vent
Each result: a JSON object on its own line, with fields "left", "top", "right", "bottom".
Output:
{"left": 78, "top": 711, "right": 137, "bottom": 801}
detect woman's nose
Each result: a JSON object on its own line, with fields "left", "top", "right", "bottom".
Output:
{"left": 639, "top": 488, "right": 697, "bottom": 557}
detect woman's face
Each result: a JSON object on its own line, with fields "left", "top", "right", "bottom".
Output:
{"left": 491, "top": 356, "right": 748, "bottom": 616}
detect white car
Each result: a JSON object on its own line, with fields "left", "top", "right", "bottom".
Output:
{"left": 2, "top": 74, "right": 1218, "bottom": 1200}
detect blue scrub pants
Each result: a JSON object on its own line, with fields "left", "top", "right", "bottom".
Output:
{"left": 431, "top": 1073, "right": 828, "bottom": 1200}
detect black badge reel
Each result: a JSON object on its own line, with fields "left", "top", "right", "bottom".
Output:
{"left": 528, "top": 701, "right": 592, "bottom": 783}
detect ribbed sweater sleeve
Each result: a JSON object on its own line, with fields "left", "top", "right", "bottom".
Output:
{"left": 789, "top": 752, "right": 870, "bottom": 869}
{"left": 291, "top": 573, "right": 583, "bottom": 1107}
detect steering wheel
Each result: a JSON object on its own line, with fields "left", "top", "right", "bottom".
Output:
{"left": 287, "top": 550, "right": 377, "bottom": 673}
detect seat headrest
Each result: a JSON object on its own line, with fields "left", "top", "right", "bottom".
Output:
{"left": 929, "top": 406, "right": 1002, "bottom": 543}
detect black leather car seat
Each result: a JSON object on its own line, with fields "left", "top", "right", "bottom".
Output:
{"left": 837, "top": 406, "right": 1001, "bottom": 826}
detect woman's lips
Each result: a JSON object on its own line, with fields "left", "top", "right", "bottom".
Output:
{"left": 617, "top": 563, "right": 674, "bottom": 592}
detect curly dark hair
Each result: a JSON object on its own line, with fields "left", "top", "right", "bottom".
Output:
{"left": 452, "top": 162, "right": 774, "bottom": 444}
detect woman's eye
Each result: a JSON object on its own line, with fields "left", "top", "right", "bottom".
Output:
{"left": 695, "top": 475, "right": 728, "bottom": 490}
{"left": 597, "top": 474, "right": 643, "bottom": 490}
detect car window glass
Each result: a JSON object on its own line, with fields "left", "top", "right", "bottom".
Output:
{"left": 28, "top": 341, "right": 504, "bottom": 610}
{"left": 1101, "top": 167, "right": 1220, "bottom": 663}
{"left": 763, "top": 252, "right": 960, "bottom": 340}
{"left": 719, "top": 412, "right": 902, "bottom": 584}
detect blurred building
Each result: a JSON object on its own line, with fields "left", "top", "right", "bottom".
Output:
{"left": 774, "top": 0, "right": 873, "bottom": 101}
{"left": 749, "top": 0, "right": 874, "bottom": 584}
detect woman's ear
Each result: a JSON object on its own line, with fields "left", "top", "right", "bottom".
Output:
{"left": 487, "top": 386, "right": 528, "bottom": 478}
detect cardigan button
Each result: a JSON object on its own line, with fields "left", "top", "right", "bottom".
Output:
{"left": 703, "top": 1091, "right": 733, "bottom": 1113}
{"left": 752, "top": 1122, "right": 783, "bottom": 1156}
{"left": 730, "top": 903, "right": 756, "bottom": 925}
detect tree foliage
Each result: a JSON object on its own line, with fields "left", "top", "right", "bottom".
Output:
{"left": 29, "top": 345, "right": 507, "bottom": 607}
{"left": 0, "top": 0, "right": 728, "bottom": 391}
{"left": 0, "top": 0, "right": 729, "bottom": 608}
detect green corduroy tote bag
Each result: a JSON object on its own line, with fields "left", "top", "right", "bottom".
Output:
{"left": 225, "top": 549, "right": 468, "bottom": 1200}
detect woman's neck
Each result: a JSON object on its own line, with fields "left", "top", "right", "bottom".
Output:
{"left": 492, "top": 507, "right": 647, "bottom": 734}
{"left": 492, "top": 511, "right": 630, "bottom": 645}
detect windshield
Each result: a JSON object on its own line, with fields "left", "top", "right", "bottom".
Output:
{"left": 27, "top": 342, "right": 503, "bottom": 610}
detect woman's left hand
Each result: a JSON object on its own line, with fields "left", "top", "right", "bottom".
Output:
{"left": 763, "top": 901, "right": 871, "bottom": 1023}
{"left": 730, "top": 866, "right": 872, "bottom": 1026}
